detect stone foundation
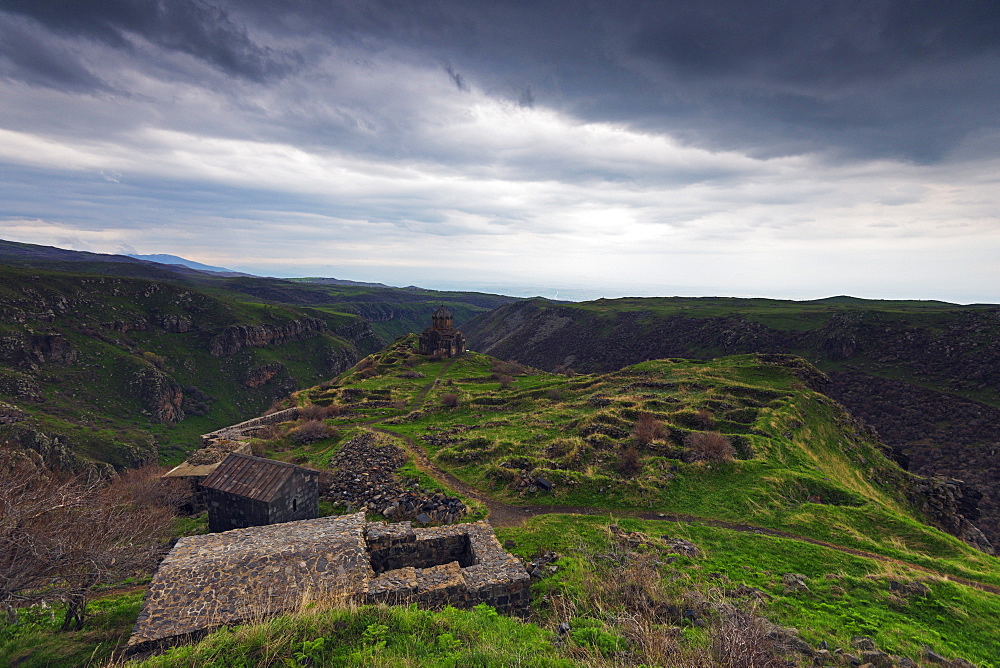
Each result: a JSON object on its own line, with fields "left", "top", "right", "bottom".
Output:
{"left": 127, "top": 513, "right": 529, "bottom": 655}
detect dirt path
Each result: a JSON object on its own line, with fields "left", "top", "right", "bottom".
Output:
{"left": 347, "top": 363, "right": 1000, "bottom": 598}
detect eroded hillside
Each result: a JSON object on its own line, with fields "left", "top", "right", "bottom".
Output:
{"left": 0, "top": 266, "right": 382, "bottom": 469}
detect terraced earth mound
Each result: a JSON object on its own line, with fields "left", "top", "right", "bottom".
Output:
{"left": 463, "top": 296, "right": 1000, "bottom": 546}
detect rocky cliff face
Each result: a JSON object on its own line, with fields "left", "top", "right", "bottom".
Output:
{"left": 208, "top": 318, "right": 328, "bottom": 357}
{"left": 127, "top": 363, "right": 185, "bottom": 424}
{"left": 0, "top": 267, "right": 376, "bottom": 470}
{"left": 0, "top": 332, "right": 78, "bottom": 369}
{"left": 909, "top": 477, "right": 994, "bottom": 554}
{"left": 825, "top": 371, "right": 1000, "bottom": 550}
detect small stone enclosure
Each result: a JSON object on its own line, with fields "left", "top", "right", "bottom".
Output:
{"left": 127, "top": 513, "right": 529, "bottom": 654}
{"left": 201, "top": 452, "right": 319, "bottom": 533}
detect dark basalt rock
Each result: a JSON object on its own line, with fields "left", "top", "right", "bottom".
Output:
{"left": 209, "top": 318, "right": 327, "bottom": 357}
{"left": 909, "top": 476, "right": 994, "bottom": 555}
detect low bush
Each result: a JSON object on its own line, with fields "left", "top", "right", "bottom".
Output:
{"left": 618, "top": 445, "right": 642, "bottom": 477}
{"left": 288, "top": 419, "right": 335, "bottom": 445}
{"left": 685, "top": 431, "right": 736, "bottom": 463}
{"left": 441, "top": 393, "right": 460, "bottom": 408}
{"left": 631, "top": 412, "right": 669, "bottom": 446}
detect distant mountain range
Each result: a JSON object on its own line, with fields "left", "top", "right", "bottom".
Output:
{"left": 125, "top": 253, "right": 247, "bottom": 276}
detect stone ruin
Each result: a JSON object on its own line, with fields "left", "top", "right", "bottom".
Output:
{"left": 127, "top": 513, "right": 529, "bottom": 655}
{"left": 162, "top": 407, "right": 301, "bottom": 482}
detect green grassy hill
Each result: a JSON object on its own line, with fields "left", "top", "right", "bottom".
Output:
{"left": 0, "top": 238, "right": 518, "bottom": 342}
{"left": 0, "top": 239, "right": 518, "bottom": 469}
{"left": 120, "top": 338, "right": 998, "bottom": 667}
{"left": 9, "top": 340, "right": 999, "bottom": 666}
{"left": 0, "top": 265, "right": 383, "bottom": 468}
{"left": 463, "top": 296, "right": 1000, "bottom": 549}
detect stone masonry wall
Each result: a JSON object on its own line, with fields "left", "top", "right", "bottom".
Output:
{"left": 128, "top": 514, "right": 529, "bottom": 655}
{"left": 200, "top": 407, "right": 300, "bottom": 446}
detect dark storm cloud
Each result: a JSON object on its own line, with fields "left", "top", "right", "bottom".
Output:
{"left": 226, "top": 0, "right": 1000, "bottom": 162}
{"left": 0, "top": 18, "right": 109, "bottom": 91}
{"left": 6, "top": 0, "right": 997, "bottom": 160}
{"left": 2, "top": 0, "right": 301, "bottom": 84}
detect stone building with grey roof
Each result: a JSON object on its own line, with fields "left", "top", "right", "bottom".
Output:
{"left": 201, "top": 452, "right": 319, "bottom": 532}
{"left": 127, "top": 513, "right": 530, "bottom": 654}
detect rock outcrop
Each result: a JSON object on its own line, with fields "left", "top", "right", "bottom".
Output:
{"left": 909, "top": 476, "right": 995, "bottom": 554}
{"left": 0, "top": 332, "right": 78, "bottom": 369}
{"left": 127, "top": 364, "right": 185, "bottom": 424}
{"left": 242, "top": 363, "right": 286, "bottom": 388}
{"left": 209, "top": 318, "right": 328, "bottom": 357}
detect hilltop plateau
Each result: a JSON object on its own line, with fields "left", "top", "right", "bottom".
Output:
{"left": 463, "top": 297, "right": 1000, "bottom": 546}
{"left": 126, "top": 336, "right": 996, "bottom": 666}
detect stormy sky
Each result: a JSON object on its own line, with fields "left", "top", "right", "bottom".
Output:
{"left": 1, "top": 1, "right": 999, "bottom": 301}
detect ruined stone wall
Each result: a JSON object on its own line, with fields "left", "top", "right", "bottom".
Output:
{"left": 363, "top": 520, "right": 530, "bottom": 617}
{"left": 128, "top": 514, "right": 530, "bottom": 655}
{"left": 200, "top": 407, "right": 300, "bottom": 446}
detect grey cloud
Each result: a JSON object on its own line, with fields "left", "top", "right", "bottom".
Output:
{"left": 4, "top": 0, "right": 1000, "bottom": 164}
{"left": 0, "top": 18, "right": 109, "bottom": 91}
{"left": 442, "top": 61, "right": 469, "bottom": 91}
{"left": 2, "top": 0, "right": 301, "bottom": 83}
{"left": 224, "top": 0, "right": 1000, "bottom": 163}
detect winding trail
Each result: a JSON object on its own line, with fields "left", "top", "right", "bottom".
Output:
{"left": 347, "top": 365, "right": 1000, "bottom": 598}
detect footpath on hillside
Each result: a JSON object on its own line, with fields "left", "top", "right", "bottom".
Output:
{"left": 334, "top": 364, "right": 1000, "bottom": 599}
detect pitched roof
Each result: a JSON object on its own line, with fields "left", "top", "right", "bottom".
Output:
{"left": 433, "top": 305, "right": 452, "bottom": 318}
{"left": 201, "top": 452, "right": 317, "bottom": 502}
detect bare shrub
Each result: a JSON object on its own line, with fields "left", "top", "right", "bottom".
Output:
{"left": 257, "top": 424, "right": 282, "bottom": 441}
{"left": 298, "top": 403, "right": 327, "bottom": 421}
{"left": 695, "top": 409, "right": 715, "bottom": 430}
{"left": 140, "top": 351, "right": 168, "bottom": 370}
{"left": 685, "top": 431, "right": 736, "bottom": 463}
{"left": 632, "top": 412, "right": 669, "bottom": 446}
{"left": 358, "top": 368, "right": 378, "bottom": 379}
{"left": 553, "top": 364, "right": 576, "bottom": 377}
{"left": 0, "top": 449, "right": 174, "bottom": 628}
{"left": 288, "top": 419, "right": 335, "bottom": 445}
{"left": 710, "top": 603, "right": 789, "bottom": 668}
{"left": 496, "top": 374, "right": 514, "bottom": 389}
{"left": 398, "top": 370, "right": 425, "bottom": 379}
{"left": 355, "top": 357, "right": 374, "bottom": 371}
{"left": 544, "top": 387, "right": 563, "bottom": 401}
{"left": 618, "top": 445, "right": 642, "bottom": 477}
{"left": 299, "top": 403, "right": 342, "bottom": 421}
{"left": 113, "top": 464, "right": 193, "bottom": 514}
{"left": 440, "top": 392, "right": 460, "bottom": 408}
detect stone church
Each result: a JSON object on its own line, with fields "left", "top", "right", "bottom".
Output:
{"left": 418, "top": 305, "right": 466, "bottom": 358}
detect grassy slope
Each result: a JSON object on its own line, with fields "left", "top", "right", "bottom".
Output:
{"left": 465, "top": 295, "right": 1000, "bottom": 407}
{"left": 0, "top": 266, "right": 379, "bottom": 467}
{"left": 136, "top": 338, "right": 999, "bottom": 665}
